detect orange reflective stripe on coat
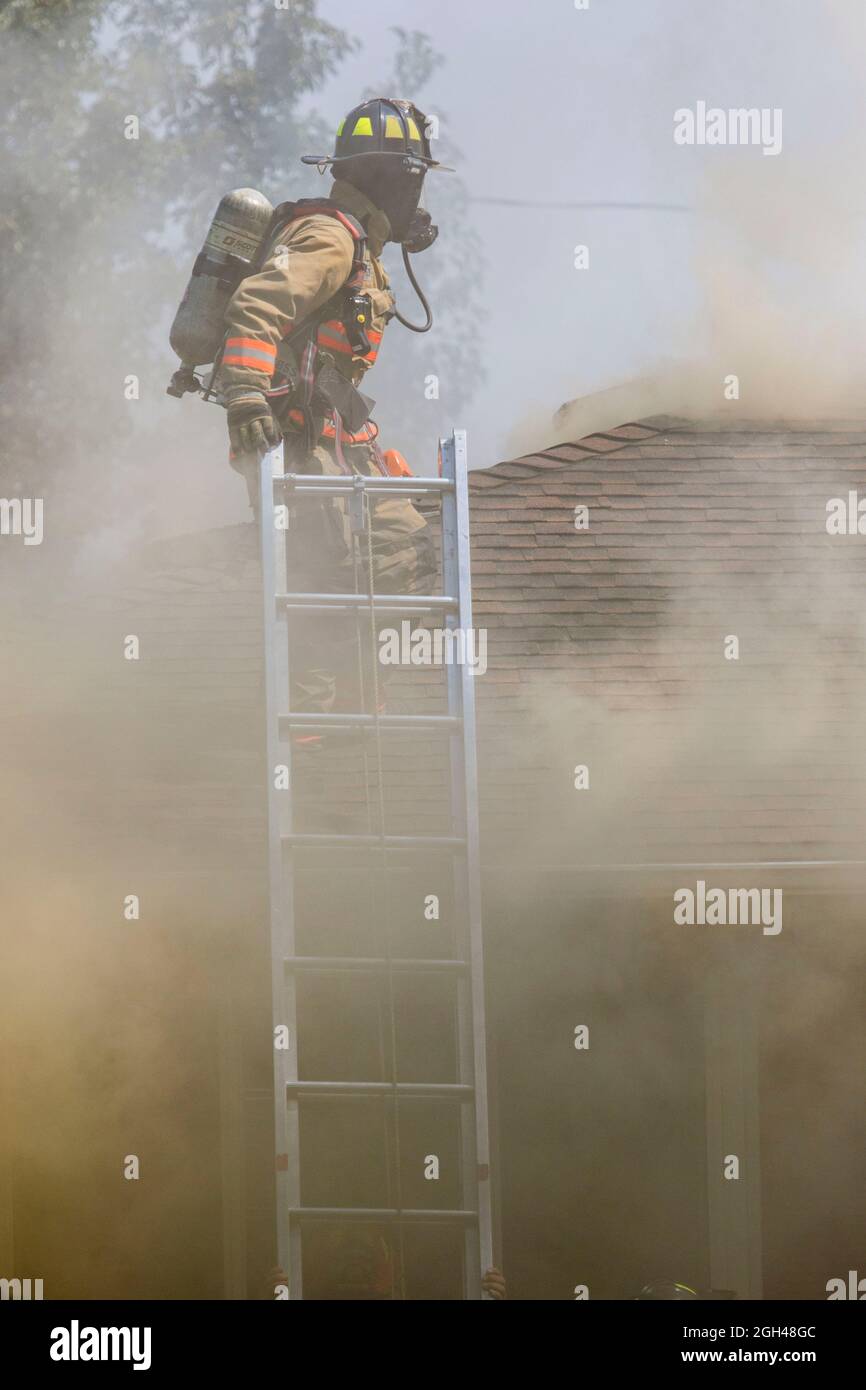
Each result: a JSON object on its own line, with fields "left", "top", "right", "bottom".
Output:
{"left": 316, "top": 318, "right": 383, "bottom": 363}
{"left": 222, "top": 337, "right": 277, "bottom": 373}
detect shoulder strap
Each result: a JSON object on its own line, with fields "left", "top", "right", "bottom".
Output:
{"left": 255, "top": 198, "right": 368, "bottom": 287}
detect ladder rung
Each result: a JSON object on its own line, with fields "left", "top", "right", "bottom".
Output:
{"left": 283, "top": 833, "right": 465, "bottom": 851}
{"left": 277, "top": 474, "right": 455, "bottom": 498}
{"left": 289, "top": 1206, "right": 477, "bottom": 1225}
{"left": 280, "top": 712, "right": 459, "bottom": 733}
{"left": 285, "top": 956, "right": 468, "bottom": 975}
{"left": 277, "top": 592, "right": 457, "bottom": 614}
{"left": 286, "top": 1081, "right": 474, "bottom": 1100}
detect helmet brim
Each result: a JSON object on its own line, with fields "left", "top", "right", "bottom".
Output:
{"left": 301, "top": 152, "right": 454, "bottom": 172}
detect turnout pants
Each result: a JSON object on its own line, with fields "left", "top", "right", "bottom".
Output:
{"left": 279, "top": 431, "right": 436, "bottom": 716}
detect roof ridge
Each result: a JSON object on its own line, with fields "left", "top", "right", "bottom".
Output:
{"left": 474, "top": 417, "right": 672, "bottom": 481}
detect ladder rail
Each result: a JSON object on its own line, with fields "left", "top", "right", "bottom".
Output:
{"left": 440, "top": 430, "right": 494, "bottom": 1298}
{"left": 259, "top": 442, "right": 303, "bottom": 1297}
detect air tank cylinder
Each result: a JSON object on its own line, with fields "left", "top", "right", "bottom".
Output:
{"left": 168, "top": 188, "right": 274, "bottom": 390}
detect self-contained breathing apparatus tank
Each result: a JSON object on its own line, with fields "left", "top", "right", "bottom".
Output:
{"left": 166, "top": 187, "right": 274, "bottom": 398}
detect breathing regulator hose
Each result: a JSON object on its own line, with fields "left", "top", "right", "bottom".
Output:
{"left": 393, "top": 245, "right": 433, "bottom": 333}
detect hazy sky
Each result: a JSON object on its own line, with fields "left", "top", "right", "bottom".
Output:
{"left": 304, "top": 0, "right": 866, "bottom": 467}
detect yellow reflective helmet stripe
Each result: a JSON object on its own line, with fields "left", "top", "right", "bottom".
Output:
{"left": 336, "top": 118, "right": 345, "bottom": 136}
{"left": 352, "top": 116, "right": 374, "bottom": 136}
{"left": 384, "top": 114, "right": 403, "bottom": 139}
{"left": 407, "top": 117, "right": 422, "bottom": 141}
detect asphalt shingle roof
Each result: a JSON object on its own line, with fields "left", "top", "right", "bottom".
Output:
{"left": 465, "top": 415, "right": 866, "bottom": 865}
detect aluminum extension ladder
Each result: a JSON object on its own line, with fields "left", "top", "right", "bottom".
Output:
{"left": 258, "top": 429, "right": 493, "bottom": 1299}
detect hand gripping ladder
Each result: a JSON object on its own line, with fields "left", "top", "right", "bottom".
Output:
{"left": 258, "top": 430, "right": 493, "bottom": 1299}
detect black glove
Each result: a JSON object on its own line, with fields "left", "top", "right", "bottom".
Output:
{"left": 226, "top": 391, "right": 280, "bottom": 461}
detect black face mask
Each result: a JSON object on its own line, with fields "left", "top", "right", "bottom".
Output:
{"left": 380, "top": 167, "right": 426, "bottom": 243}
{"left": 335, "top": 155, "right": 427, "bottom": 244}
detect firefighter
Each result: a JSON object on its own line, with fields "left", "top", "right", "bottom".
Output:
{"left": 219, "top": 97, "right": 444, "bottom": 722}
